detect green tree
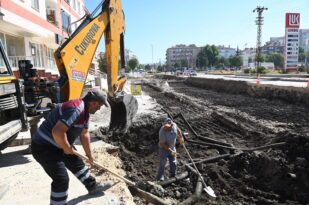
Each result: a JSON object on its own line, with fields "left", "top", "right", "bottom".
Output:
{"left": 174, "top": 62, "right": 180, "bottom": 68}
{"left": 144, "top": 64, "right": 151, "bottom": 71}
{"left": 180, "top": 59, "right": 187, "bottom": 68}
{"left": 128, "top": 58, "right": 139, "bottom": 71}
{"left": 98, "top": 54, "right": 107, "bottom": 73}
{"left": 272, "top": 53, "right": 284, "bottom": 69}
{"left": 205, "top": 45, "right": 219, "bottom": 67}
{"left": 299, "top": 47, "right": 305, "bottom": 63}
{"left": 196, "top": 51, "right": 209, "bottom": 69}
{"left": 229, "top": 56, "right": 243, "bottom": 69}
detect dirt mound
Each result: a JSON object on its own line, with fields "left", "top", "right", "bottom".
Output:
{"left": 96, "top": 79, "right": 309, "bottom": 204}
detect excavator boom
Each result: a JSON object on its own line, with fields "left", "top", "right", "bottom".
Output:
{"left": 54, "top": 0, "right": 137, "bottom": 132}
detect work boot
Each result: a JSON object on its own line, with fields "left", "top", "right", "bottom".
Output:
{"left": 88, "top": 182, "right": 112, "bottom": 195}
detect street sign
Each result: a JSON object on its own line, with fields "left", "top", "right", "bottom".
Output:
{"left": 131, "top": 84, "right": 142, "bottom": 96}
{"left": 284, "top": 13, "right": 300, "bottom": 72}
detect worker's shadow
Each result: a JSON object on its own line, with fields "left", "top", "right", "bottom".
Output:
{"left": 67, "top": 182, "right": 119, "bottom": 205}
{"left": 67, "top": 192, "right": 104, "bottom": 205}
{"left": 0, "top": 148, "right": 31, "bottom": 168}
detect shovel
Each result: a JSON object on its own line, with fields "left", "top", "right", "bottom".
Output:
{"left": 182, "top": 143, "right": 216, "bottom": 198}
{"left": 73, "top": 150, "right": 169, "bottom": 205}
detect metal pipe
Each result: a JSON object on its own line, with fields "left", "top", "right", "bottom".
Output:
{"left": 159, "top": 171, "right": 189, "bottom": 187}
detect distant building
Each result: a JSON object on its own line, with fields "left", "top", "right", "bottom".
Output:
{"left": 241, "top": 48, "right": 256, "bottom": 68}
{"left": 262, "top": 37, "right": 285, "bottom": 55}
{"left": 217, "top": 45, "right": 236, "bottom": 58}
{"left": 166, "top": 44, "right": 200, "bottom": 68}
{"left": 299, "top": 29, "right": 309, "bottom": 52}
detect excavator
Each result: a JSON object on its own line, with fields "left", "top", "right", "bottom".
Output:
{"left": 54, "top": 0, "right": 138, "bottom": 132}
{"left": 0, "top": 0, "right": 137, "bottom": 150}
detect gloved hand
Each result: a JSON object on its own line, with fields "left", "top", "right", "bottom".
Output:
{"left": 171, "top": 150, "right": 177, "bottom": 157}
{"left": 179, "top": 137, "right": 184, "bottom": 145}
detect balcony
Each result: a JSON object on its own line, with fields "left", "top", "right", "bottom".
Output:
{"left": 8, "top": 55, "right": 57, "bottom": 71}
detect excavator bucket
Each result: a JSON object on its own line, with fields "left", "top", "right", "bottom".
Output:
{"left": 109, "top": 93, "right": 138, "bottom": 133}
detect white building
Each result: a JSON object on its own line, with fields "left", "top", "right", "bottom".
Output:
{"left": 241, "top": 48, "right": 256, "bottom": 68}
{"left": 0, "top": 0, "right": 86, "bottom": 78}
{"left": 217, "top": 45, "right": 236, "bottom": 58}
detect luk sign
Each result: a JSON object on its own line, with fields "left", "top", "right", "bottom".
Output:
{"left": 284, "top": 13, "right": 300, "bottom": 71}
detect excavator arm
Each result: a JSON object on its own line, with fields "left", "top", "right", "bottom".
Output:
{"left": 54, "top": 0, "right": 137, "bottom": 132}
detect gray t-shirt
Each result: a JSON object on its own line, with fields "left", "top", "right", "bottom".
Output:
{"left": 159, "top": 122, "right": 178, "bottom": 150}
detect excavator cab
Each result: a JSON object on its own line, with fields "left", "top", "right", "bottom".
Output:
{"left": 54, "top": 0, "right": 137, "bottom": 132}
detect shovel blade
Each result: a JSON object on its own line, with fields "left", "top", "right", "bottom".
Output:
{"left": 204, "top": 186, "right": 216, "bottom": 198}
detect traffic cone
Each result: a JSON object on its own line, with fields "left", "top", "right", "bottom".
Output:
{"left": 256, "top": 74, "right": 260, "bottom": 85}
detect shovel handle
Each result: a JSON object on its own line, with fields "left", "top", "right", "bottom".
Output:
{"left": 73, "top": 150, "right": 135, "bottom": 186}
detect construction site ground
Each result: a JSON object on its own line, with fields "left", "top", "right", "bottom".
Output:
{"left": 1, "top": 75, "right": 309, "bottom": 205}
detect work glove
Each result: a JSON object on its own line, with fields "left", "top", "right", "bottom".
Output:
{"left": 179, "top": 137, "right": 184, "bottom": 145}
{"left": 171, "top": 150, "right": 177, "bottom": 157}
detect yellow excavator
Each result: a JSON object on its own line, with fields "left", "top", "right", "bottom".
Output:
{"left": 53, "top": 0, "right": 137, "bottom": 132}
{"left": 0, "top": 0, "right": 136, "bottom": 151}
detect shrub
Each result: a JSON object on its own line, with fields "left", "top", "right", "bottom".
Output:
{"left": 243, "top": 68, "right": 250, "bottom": 74}
{"left": 257, "top": 66, "right": 267, "bottom": 74}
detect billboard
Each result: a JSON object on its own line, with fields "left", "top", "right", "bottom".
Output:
{"left": 284, "top": 13, "right": 300, "bottom": 72}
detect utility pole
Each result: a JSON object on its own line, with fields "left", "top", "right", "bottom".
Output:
{"left": 151, "top": 44, "right": 154, "bottom": 70}
{"left": 253, "top": 6, "right": 267, "bottom": 69}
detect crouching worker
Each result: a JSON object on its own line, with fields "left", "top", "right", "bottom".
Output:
{"left": 31, "top": 89, "right": 112, "bottom": 205}
{"left": 156, "top": 118, "right": 184, "bottom": 181}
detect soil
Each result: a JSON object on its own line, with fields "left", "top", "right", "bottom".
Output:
{"left": 97, "top": 79, "right": 309, "bottom": 205}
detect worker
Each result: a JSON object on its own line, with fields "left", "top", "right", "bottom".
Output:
{"left": 156, "top": 117, "right": 184, "bottom": 181}
{"left": 31, "top": 89, "right": 112, "bottom": 205}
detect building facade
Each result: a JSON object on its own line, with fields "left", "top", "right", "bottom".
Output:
{"left": 217, "top": 45, "right": 236, "bottom": 58}
{"left": 262, "top": 37, "right": 285, "bottom": 55}
{"left": 0, "top": 0, "right": 86, "bottom": 78}
{"left": 166, "top": 44, "right": 200, "bottom": 68}
{"left": 299, "top": 29, "right": 309, "bottom": 52}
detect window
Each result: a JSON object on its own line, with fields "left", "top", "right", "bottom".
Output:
{"left": 61, "top": 10, "right": 71, "bottom": 33}
{"left": 31, "top": 0, "right": 39, "bottom": 10}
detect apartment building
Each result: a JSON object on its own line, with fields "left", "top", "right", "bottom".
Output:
{"left": 0, "top": 0, "right": 85, "bottom": 78}
{"left": 299, "top": 29, "right": 309, "bottom": 52}
{"left": 166, "top": 44, "right": 200, "bottom": 68}
{"left": 217, "top": 45, "right": 236, "bottom": 58}
{"left": 262, "top": 37, "right": 285, "bottom": 55}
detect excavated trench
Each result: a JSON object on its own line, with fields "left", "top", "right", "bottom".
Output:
{"left": 97, "top": 77, "right": 309, "bottom": 204}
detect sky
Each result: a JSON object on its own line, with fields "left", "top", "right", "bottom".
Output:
{"left": 85, "top": 0, "right": 309, "bottom": 64}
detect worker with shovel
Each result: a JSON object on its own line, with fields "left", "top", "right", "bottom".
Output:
{"left": 31, "top": 89, "right": 112, "bottom": 205}
{"left": 156, "top": 117, "right": 184, "bottom": 181}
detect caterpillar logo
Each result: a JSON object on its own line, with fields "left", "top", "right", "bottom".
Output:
{"left": 75, "top": 23, "right": 100, "bottom": 55}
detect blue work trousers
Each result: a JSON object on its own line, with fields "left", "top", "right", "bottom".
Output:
{"left": 156, "top": 148, "right": 177, "bottom": 181}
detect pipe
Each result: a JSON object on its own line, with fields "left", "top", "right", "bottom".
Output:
{"left": 179, "top": 177, "right": 203, "bottom": 205}
{"left": 189, "top": 154, "right": 231, "bottom": 165}
{"left": 187, "top": 139, "right": 236, "bottom": 150}
{"left": 159, "top": 171, "right": 189, "bottom": 187}
{"left": 175, "top": 113, "right": 233, "bottom": 147}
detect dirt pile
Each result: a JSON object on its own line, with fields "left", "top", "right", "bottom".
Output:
{"left": 97, "top": 79, "right": 309, "bottom": 204}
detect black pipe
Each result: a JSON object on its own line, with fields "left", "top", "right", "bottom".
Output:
{"left": 159, "top": 171, "right": 189, "bottom": 187}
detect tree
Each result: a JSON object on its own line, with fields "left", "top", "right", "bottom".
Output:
{"left": 205, "top": 45, "right": 219, "bottom": 67}
{"left": 127, "top": 58, "right": 139, "bottom": 71}
{"left": 299, "top": 47, "right": 305, "bottom": 63}
{"left": 272, "top": 53, "right": 284, "bottom": 69}
{"left": 144, "top": 64, "right": 151, "bottom": 71}
{"left": 196, "top": 51, "right": 209, "bottom": 69}
{"left": 180, "top": 59, "right": 187, "bottom": 68}
{"left": 98, "top": 54, "right": 107, "bottom": 73}
{"left": 229, "top": 56, "right": 242, "bottom": 69}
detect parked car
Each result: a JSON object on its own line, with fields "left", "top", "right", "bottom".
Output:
{"left": 184, "top": 70, "right": 197, "bottom": 76}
